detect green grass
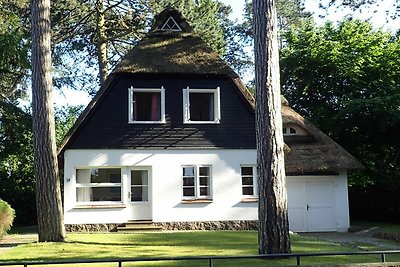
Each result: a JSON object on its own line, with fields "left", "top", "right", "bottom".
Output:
{"left": 0, "top": 231, "right": 399, "bottom": 266}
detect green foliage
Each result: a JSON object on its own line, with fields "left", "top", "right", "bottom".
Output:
{"left": 0, "top": 199, "right": 15, "bottom": 239}
{"left": 0, "top": 101, "right": 35, "bottom": 225}
{"left": 55, "top": 105, "right": 84, "bottom": 147}
{"left": 0, "top": 2, "right": 29, "bottom": 100}
{"left": 232, "top": 0, "right": 312, "bottom": 81}
{"left": 280, "top": 19, "right": 400, "bottom": 221}
{"left": 0, "top": 101, "right": 82, "bottom": 226}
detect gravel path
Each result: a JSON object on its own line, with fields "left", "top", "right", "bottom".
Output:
{"left": 0, "top": 233, "right": 38, "bottom": 254}
{"left": 300, "top": 227, "right": 400, "bottom": 250}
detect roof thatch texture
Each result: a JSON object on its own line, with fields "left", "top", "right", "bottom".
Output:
{"left": 113, "top": 31, "right": 238, "bottom": 77}
{"left": 281, "top": 100, "right": 363, "bottom": 174}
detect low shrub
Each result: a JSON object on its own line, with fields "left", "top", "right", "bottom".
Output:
{"left": 0, "top": 199, "right": 15, "bottom": 239}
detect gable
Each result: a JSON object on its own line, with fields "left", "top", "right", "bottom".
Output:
{"left": 150, "top": 7, "right": 192, "bottom": 33}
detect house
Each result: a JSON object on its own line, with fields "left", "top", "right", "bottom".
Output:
{"left": 59, "top": 8, "right": 362, "bottom": 232}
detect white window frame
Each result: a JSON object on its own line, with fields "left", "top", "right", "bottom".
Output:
{"left": 160, "top": 16, "right": 182, "bottom": 31}
{"left": 240, "top": 165, "right": 257, "bottom": 197}
{"left": 283, "top": 126, "right": 297, "bottom": 136}
{"left": 182, "top": 165, "right": 212, "bottom": 199}
{"left": 182, "top": 87, "right": 221, "bottom": 124}
{"left": 128, "top": 86, "right": 166, "bottom": 124}
{"left": 75, "top": 167, "right": 123, "bottom": 205}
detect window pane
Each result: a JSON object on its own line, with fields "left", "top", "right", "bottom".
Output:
{"left": 133, "top": 92, "right": 161, "bottom": 121}
{"left": 241, "top": 167, "right": 253, "bottom": 176}
{"left": 132, "top": 170, "right": 148, "bottom": 185}
{"left": 200, "top": 187, "right": 210, "bottom": 196}
{"left": 242, "top": 177, "right": 254, "bottom": 186}
{"left": 76, "top": 169, "right": 89, "bottom": 183}
{"left": 242, "top": 187, "right": 254, "bottom": 196}
{"left": 183, "top": 187, "right": 195, "bottom": 197}
{"left": 199, "top": 167, "right": 210, "bottom": 176}
{"left": 200, "top": 176, "right": 209, "bottom": 186}
{"left": 132, "top": 186, "right": 148, "bottom": 201}
{"left": 76, "top": 187, "right": 91, "bottom": 202}
{"left": 290, "top": 127, "right": 297, "bottom": 134}
{"left": 77, "top": 187, "right": 121, "bottom": 202}
{"left": 89, "top": 168, "right": 121, "bottom": 183}
{"left": 189, "top": 93, "right": 214, "bottom": 121}
{"left": 183, "top": 167, "right": 195, "bottom": 176}
{"left": 183, "top": 177, "right": 194, "bottom": 186}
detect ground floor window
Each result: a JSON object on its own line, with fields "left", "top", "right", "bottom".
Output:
{"left": 76, "top": 168, "right": 122, "bottom": 203}
{"left": 241, "top": 165, "right": 257, "bottom": 197}
{"left": 182, "top": 165, "right": 211, "bottom": 199}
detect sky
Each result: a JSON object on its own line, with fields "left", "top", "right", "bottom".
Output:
{"left": 220, "top": 0, "right": 399, "bottom": 31}
{"left": 49, "top": 0, "right": 399, "bottom": 108}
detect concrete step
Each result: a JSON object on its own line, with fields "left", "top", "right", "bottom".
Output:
{"left": 117, "top": 220, "right": 162, "bottom": 232}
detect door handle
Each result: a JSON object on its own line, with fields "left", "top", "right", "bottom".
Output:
{"left": 306, "top": 204, "right": 310, "bottom": 210}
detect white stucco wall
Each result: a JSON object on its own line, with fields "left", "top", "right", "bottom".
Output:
{"left": 63, "top": 149, "right": 350, "bottom": 232}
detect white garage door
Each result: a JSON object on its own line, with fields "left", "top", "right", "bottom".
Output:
{"left": 287, "top": 181, "right": 336, "bottom": 232}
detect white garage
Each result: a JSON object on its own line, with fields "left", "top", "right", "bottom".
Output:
{"left": 287, "top": 174, "right": 350, "bottom": 232}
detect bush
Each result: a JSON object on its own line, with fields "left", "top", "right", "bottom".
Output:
{"left": 0, "top": 199, "right": 15, "bottom": 239}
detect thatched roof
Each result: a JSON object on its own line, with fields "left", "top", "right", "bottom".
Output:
{"left": 59, "top": 7, "right": 362, "bottom": 174}
{"left": 281, "top": 99, "right": 363, "bottom": 174}
{"left": 112, "top": 7, "right": 255, "bottom": 110}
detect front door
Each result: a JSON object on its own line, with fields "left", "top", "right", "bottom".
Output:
{"left": 129, "top": 167, "right": 152, "bottom": 220}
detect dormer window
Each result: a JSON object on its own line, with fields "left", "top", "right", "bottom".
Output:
{"left": 283, "top": 127, "right": 297, "bottom": 136}
{"left": 183, "top": 87, "right": 221, "bottom": 124}
{"left": 128, "top": 86, "right": 165, "bottom": 123}
{"left": 160, "top": 16, "right": 182, "bottom": 31}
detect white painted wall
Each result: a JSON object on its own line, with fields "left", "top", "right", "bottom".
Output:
{"left": 63, "top": 149, "right": 350, "bottom": 232}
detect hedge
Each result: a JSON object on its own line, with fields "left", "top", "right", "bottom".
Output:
{"left": 0, "top": 199, "right": 15, "bottom": 240}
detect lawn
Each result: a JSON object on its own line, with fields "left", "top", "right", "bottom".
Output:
{"left": 0, "top": 231, "right": 399, "bottom": 266}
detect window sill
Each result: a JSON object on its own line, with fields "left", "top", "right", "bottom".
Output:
{"left": 241, "top": 197, "right": 258, "bottom": 203}
{"left": 128, "top": 121, "right": 166, "bottom": 124}
{"left": 73, "top": 204, "right": 126, "bottom": 209}
{"left": 183, "top": 121, "right": 220, "bottom": 124}
{"left": 181, "top": 199, "right": 213, "bottom": 204}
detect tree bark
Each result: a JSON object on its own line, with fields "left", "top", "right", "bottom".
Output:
{"left": 31, "top": 0, "right": 66, "bottom": 242}
{"left": 96, "top": 0, "right": 108, "bottom": 85}
{"left": 253, "top": 0, "right": 291, "bottom": 254}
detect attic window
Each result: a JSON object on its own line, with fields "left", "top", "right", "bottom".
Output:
{"left": 160, "top": 16, "right": 182, "bottom": 31}
{"left": 128, "top": 86, "right": 165, "bottom": 123}
{"left": 183, "top": 87, "right": 221, "bottom": 124}
{"left": 283, "top": 127, "right": 297, "bottom": 136}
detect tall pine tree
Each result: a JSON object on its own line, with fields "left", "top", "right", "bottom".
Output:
{"left": 253, "top": 0, "right": 290, "bottom": 254}
{"left": 31, "top": 0, "right": 66, "bottom": 242}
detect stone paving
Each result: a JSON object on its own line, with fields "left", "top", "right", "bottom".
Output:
{"left": 300, "top": 227, "right": 400, "bottom": 250}
{"left": 0, "top": 233, "right": 38, "bottom": 253}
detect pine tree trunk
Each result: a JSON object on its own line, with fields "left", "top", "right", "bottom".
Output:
{"left": 253, "top": 0, "right": 291, "bottom": 254}
{"left": 31, "top": 0, "right": 66, "bottom": 242}
{"left": 96, "top": 0, "right": 108, "bottom": 85}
